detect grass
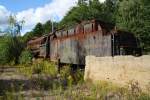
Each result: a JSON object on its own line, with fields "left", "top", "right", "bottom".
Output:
{"left": 1, "top": 59, "right": 150, "bottom": 100}
{"left": 1, "top": 78, "right": 150, "bottom": 100}
{"left": 17, "top": 59, "right": 57, "bottom": 78}
{"left": 51, "top": 81, "right": 150, "bottom": 100}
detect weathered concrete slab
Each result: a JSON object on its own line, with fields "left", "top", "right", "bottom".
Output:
{"left": 84, "top": 55, "right": 150, "bottom": 92}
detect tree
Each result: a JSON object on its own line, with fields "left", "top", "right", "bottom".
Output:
{"left": 59, "top": 0, "right": 117, "bottom": 28}
{"left": 8, "top": 14, "right": 25, "bottom": 36}
{"left": 32, "top": 23, "right": 44, "bottom": 36}
{"left": 23, "top": 20, "right": 58, "bottom": 42}
{"left": 78, "top": 0, "right": 88, "bottom": 5}
{"left": 43, "top": 20, "right": 52, "bottom": 34}
{"left": 43, "top": 20, "right": 58, "bottom": 34}
{"left": 19, "top": 49, "right": 33, "bottom": 65}
{"left": 103, "top": 0, "right": 118, "bottom": 23}
{"left": 22, "top": 31, "right": 34, "bottom": 42}
{"left": 116, "top": 0, "right": 150, "bottom": 53}
{"left": 88, "top": 0, "right": 103, "bottom": 20}
{"left": 0, "top": 36, "right": 24, "bottom": 65}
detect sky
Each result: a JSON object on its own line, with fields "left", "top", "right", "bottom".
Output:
{"left": 0, "top": 0, "right": 105, "bottom": 35}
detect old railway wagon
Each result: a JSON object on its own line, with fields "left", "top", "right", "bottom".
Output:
{"left": 28, "top": 20, "right": 141, "bottom": 65}
{"left": 27, "top": 36, "right": 48, "bottom": 57}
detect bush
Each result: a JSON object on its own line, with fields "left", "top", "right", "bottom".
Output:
{"left": 32, "top": 63, "right": 42, "bottom": 74}
{"left": 60, "top": 66, "right": 71, "bottom": 80}
{"left": 73, "top": 69, "right": 84, "bottom": 84}
{"left": 18, "top": 60, "right": 58, "bottom": 77}
{"left": 0, "top": 36, "right": 24, "bottom": 65}
{"left": 19, "top": 49, "right": 33, "bottom": 65}
{"left": 32, "top": 60, "right": 58, "bottom": 76}
{"left": 59, "top": 66, "right": 84, "bottom": 87}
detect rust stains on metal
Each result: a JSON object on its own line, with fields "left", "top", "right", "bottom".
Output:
{"left": 27, "top": 19, "right": 142, "bottom": 64}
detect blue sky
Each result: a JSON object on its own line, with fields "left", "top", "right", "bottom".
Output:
{"left": 0, "top": 0, "right": 52, "bottom": 12}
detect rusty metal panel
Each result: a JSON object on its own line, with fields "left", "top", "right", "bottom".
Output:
{"left": 58, "top": 38, "right": 77, "bottom": 64}
{"left": 84, "top": 32, "right": 111, "bottom": 57}
{"left": 56, "top": 31, "right": 62, "bottom": 37}
{"left": 62, "top": 30, "right": 68, "bottom": 37}
{"left": 28, "top": 19, "right": 141, "bottom": 64}
{"left": 76, "top": 39, "right": 86, "bottom": 64}
{"left": 76, "top": 24, "right": 84, "bottom": 34}
{"left": 53, "top": 33, "right": 110, "bottom": 64}
{"left": 56, "top": 33, "right": 112, "bottom": 65}
{"left": 84, "top": 23, "right": 92, "bottom": 33}
{"left": 39, "top": 44, "right": 46, "bottom": 57}
{"left": 68, "top": 28, "right": 75, "bottom": 36}
{"left": 50, "top": 39, "right": 58, "bottom": 61}
{"left": 49, "top": 20, "right": 113, "bottom": 65}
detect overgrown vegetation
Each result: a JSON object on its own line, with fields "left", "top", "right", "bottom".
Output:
{"left": 19, "top": 49, "right": 33, "bottom": 65}
{"left": 0, "top": 36, "right": 24, "bottom": 65}
{"left": 18, "top": 60, "right": 57, "bottom": 77}
{"left": 1, "top": 79, "right": 150, "bottom": 100}
{"left": 116, "top": 0, "right": 150, "bottom": 53}
{"left": 0, "top": 58, "right": 149, "bottom": 99}
{"left": 0, "top": 0, "right": 150, "bottom": 65}
{"left": 0, "top": 0, "right": 150, "bottom": 99}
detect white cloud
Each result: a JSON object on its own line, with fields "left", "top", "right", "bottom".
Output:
{"left": 16, "top": 0, "right": 78, "bottom": 35}
{"left": 0, "top": 5, "right": 10, "bottom": 32}
{"left": 99, "top": 0, "right": 105, "bottom": 3}
{"left": 0, "top": 0, "right": 106, "bottom": 35}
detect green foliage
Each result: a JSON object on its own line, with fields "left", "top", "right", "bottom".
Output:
{"left": 60, "top": 66, "right": 71, "bottom": 80}
{"left": 43, "top": 20, "right": 58, "bottom": 34}
{"left": 48, "top": 81, "right": 150, "bottom": 100}
{"left": 18, "top": 60, "right": 57, "bottom": 77}
{"left": 116, "top": 0, "right": 150, "bottom": 53}
{"left": 73, "top": 69, "right": 84, "bottom": 84}
{"left": 23, "top": 20, "right": 58, "bottom": 42}
{"left": 59, "top": 0, "right": 117, "bottom": 28}
{"left": 43, "top": 20, "right": 52, "bottom": 34}
{"left": 33, "top": 60, "right": 57, "bottom": 77}
{"left": 19, "top": 49, "right": 33, "bottom": 65}
{"left": 0, "top": 80, "right": 149, "bottom": 99}
{"left": 0, "top": 36, "right": 24, "bottom": 65}
{"left": 22, "top": 23, "right": 44, "bottom": 42}
{"left": 59, "top": 66, "right": 84, "bottom": 88}
{"left": 32, "top": 23, "right": 44, "bottom": 37}
{"left": 22, "top": 31, "right": 34, "bottom": 42}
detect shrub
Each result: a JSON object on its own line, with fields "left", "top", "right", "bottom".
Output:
{"left": 60, "top": 65, "right": 71, "bottom": 80}
{"left": 32, "top": 64, "right": 42, "bottom": 74}
{"left": 73, "top": 69, "right": 84, "bottom": 84}
{"left": 59, "top": 66, "right": 84, "bottom": 87}
{"left": 32, "top": 60, "right": 57, "bottom": 76}
{"left": 0, "top": 36, "right": 24, "bottom": 65}
{"left": 19, "top": 49, "right": 33, "bottom": 65}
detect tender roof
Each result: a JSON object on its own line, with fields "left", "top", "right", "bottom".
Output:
{"left": 28, "top": 36, "right": 45, "bottom": 44}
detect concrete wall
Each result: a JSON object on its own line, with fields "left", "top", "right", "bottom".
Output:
{"left": 84, "top": 55, "right": 150, "bottom": 91}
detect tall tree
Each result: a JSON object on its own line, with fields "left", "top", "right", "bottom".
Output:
{"left": 59, "top": 0, "right": 116, "bottom": 28}
{"left": 43, "top": 20, "right": 58, "bottom": 34}
{"left": 103, "top": 0, "right": 118, "bottom": 23}
{"left": 9, "top": 15, "right": 25, "bottom": 36}
{"left": 0, "top": 36, "right": 24, "bottom": 64}
{"left": 32, "top": 23, "right": 44, "bottom": 36}
{"left": 43, "top": 20, "right": 52, "bottom": 34}
{"left": 116, "top": 0, "right": 150, "bottom": 53}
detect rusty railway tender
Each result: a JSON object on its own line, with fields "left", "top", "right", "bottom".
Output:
{"left": 27, "top": 20, "right": 142, "bottom": 66}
